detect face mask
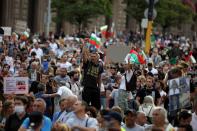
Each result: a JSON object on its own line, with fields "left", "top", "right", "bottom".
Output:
{"left": 15, "top": 105, "right": 25, "bottom": 114}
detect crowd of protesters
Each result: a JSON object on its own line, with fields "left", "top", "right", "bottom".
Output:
{"left": 0, "top": 29, "right": 196, "bottom": 131}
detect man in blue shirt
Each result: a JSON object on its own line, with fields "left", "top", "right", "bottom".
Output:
{"left": 18, "top": 98, "right": 52, "bottom": 131}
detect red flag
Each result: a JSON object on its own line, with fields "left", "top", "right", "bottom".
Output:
{"left": 101, "top": 31, "right": 114, "bottom": 40}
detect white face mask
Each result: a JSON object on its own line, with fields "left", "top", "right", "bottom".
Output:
{"left": 15, "top": 105, "right": 25, "bottom": 114}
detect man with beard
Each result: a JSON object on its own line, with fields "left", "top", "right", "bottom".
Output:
{"left": 82, "top": 47, "right": 103, "bottom": 110}
{"left": 136, "top": 76, "right": 161, "bottom": 106}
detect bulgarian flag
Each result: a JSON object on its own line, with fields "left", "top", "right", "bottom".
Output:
{"left": 100, "top": 25, "right": 114, "bottom": 39}
{"left": 125, "top": 50, "right": 146, "bottom": 64}
{"left": 100, "top": 25, "right": 108, "bottom": 32}
{"left": 89, "top": 33, "right": 101, "bottom": 48}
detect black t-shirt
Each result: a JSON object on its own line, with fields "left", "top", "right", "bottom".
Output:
{"left": 4, "top": 113, "right": 28, "bottom": 131}
{"left": 82, "top": 60, "right": 103, "bottom": 89}
{"left": 136, "top": 88, "right": 161, "bottom": 104}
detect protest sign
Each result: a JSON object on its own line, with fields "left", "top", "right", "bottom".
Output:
{"left": 106, "top": 45, "right": 131, "bottom": 63}
{"left": 4, "top": 77, "right": 29, "bottom": 94}
{"left": 168, "top": 76, "right": 190, "bottom": 111}
{"left": 1, "top": 27, "right": 12, "bottom": 36}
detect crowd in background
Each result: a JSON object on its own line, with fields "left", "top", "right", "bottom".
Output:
{"left": 0, "top": 30, "right": 196, "bottom": 131}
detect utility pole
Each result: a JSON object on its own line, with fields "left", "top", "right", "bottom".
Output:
{"left": 144, "top": 0, "right": 158, "bottom": 55}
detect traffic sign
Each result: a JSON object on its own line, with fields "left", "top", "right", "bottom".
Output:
{"left": 141, "top": 18, "right": 148, "bottom": 28}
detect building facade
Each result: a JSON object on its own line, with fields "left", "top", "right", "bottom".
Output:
{"left": 0, "top": 0, "right": 49, "bottom": 34}
{"left": 0, "top": 0, "right": 196, "bottom": 37}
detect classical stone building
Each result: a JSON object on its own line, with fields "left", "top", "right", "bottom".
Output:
{"left": 0, "top": 0, "right": 49, "bottom": 34}
{"left": 0, "top": 0, "right": 196, "bottom": 37}
{"left": 0, "top": 0, "right": 127, "bottom": 35}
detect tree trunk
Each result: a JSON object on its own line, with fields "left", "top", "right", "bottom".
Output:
{"left": 56, "top": 9, "right": 62, "bottom": 33}
{"left": 105, "top": 16, "right": 112, "bottom": 31}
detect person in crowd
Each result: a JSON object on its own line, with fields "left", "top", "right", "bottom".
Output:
{"left": 52, "top": 98, "right": 68, "bottom": 124}
{"left": 136, "top": 111, "right": 149, "bottom": 128}
{"left": 18, "top": 98, "right": 52, "bottom": 131}
{"left": 49, "top": 39, "right": 58, "bottom": 55}
{"left": 82, "top": 47, "right": 104, "bottom": 110}
{"left": 122, "top": 109, "right": 144, "bottom": 131}
{"left": 25, "top": 95, "right": 35, "bottom": 114}
{"left": 155, "top": 80, "right": 166, "bottom": 106}
{"left": 51, "top": 122, "right": 71, "bottom": 131}
{"left": 65, "top": 100, "right": 98, "bottom": 131}
{"left": 43, "top": 79, "right": 73, "bottom": 112}
{"left": 191, "top": 99, "right": 197, "bottom": 130}
{"left": 104, "top": 111, "right": 123, "bottom": 131}
{"left": 151, "top": 48, "right": 162, "bottom": 66}
{"left": 146, "top": 107, "right": 174, "bottom": 131}
{"left": 86, "top": 106, "right": 98, "bottom": 118}
{"left": 118, "top": 62, "right": 137, "bottom": 112}
{"left": 0, "top": 100, "right": 3, "bottom": 130}
{"left": 56, "top": 44, "right": 66, "bottom": 59}
{"left": 136, "top": 76, "right": 161, "bottom": 106}
{"left": 0, "top": 100, "right": 14, "bottom": 128}
{"left": 55, "top": 95, "right": 78, "bottom": 123}
{"left": 30, "top": 41, "right": 43, "bottom": 59}
{"left": 136, "top": 75, "right": 146, "bottom": 91}
{"left": 178, "top": 110, "right": 192, "bottom": 129}
{"left": 56, "top": 55, "right": 72, "bottom": 72}
{"left": 28, "top": 111, "right": 44, "bottom": 131}
{"left": 4, "top": 96, "right": 29, "bottom": 131}
{"left": 28, "top": 61, "right": 41, "bottom": 84}
{"left": 145, "top": 62, "right": 158, "bottom": 75}
{"left": 109, "top": 74, "right": 122, "bottom": 107}
{"left": 65, "top": 70, "right": 82, "bottom": 99}
{"left": 97, "top": 109, "right": 110, "bottom": 131}
{"left": 34, "top": 83, "right": 53, "bottom": 118}
{"left": 54, "top": 67, "right": 70, "bottom": 85}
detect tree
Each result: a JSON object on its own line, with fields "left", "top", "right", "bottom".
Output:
{"left": 124, "top": 0, "right": 194, "bottom": 31}
{"left": 156, "top": 0, "right": 194, "bottom": 31}
{"left": 51, "top": 0, "right": 113, "bottom": 33}
{"left": 96, "top": 0, "right": 113, "bottom": 30}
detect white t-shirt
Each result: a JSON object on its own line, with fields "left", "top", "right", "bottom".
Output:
{"left": 30, "top": 48, "right": 43, "bottom": 58}
{"left": 50, "top": 43, "right": 58, "bottom": 54}
{"left": 191, "top": 112, "right": 197, "bottom": 131}
{"left": 66, "top": 112, "right": 98, "bottom": 131}
{"left": 5, "top": 56, "right": 14, "bottom": 71}
{"left": 145, "top": 68, "right": 158, "bottom": 75}
{"left": 160, "top": 90, "right": 167, "bottom": 97}
{"left": 57, "top": 62, "right": 72, "bottom": 72}
{"left": 122, "top": 124, "right": 144, "bottom": 131}
{"left": 54, "top": 86, "right": 73, "bottom": 112}
{"left": 119, "top": 70, "right": 133, "bottom": 90}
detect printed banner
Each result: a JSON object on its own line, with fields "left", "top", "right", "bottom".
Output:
{"left": 168, "top": 77, "right": 190, "bottom": 111}
{"left": 4, "top": 77, "right": 29, "bottom": 94}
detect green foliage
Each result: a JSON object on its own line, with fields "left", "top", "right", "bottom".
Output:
{"left": 156, "top": 0, "right": 194, "bottom": 28}
{"left": 124, "top": 0, "right": 147, "bottom": 22}
{"left": 124, "top": 0, "right": 194, "bottom": 29}
{"left": 51, "top": 0, "right": 113, "bottom": 31}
